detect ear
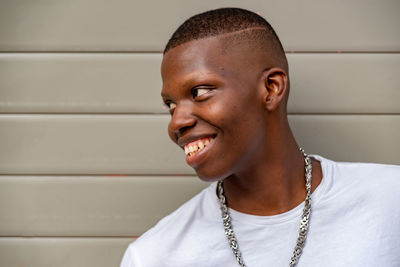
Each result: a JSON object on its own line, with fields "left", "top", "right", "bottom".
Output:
{"left": 262, "top": 68, "right": 288, "bottom": 111}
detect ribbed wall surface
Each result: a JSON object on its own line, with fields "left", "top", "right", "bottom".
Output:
{"left": 0, "top": 1, "right": 399, "bottom": 266}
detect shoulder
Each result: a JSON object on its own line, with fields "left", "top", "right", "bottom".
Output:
{"left": 121, "top": 182, "right": 220, "bottom": 267}
{"left": 311, "top": 157, "right": 400, "bottom": 254}
{"left": 335, "top": 160, "right": 400, "bottom": 179}
{"left": 315, "top": 155, "right": 400, "bottom": 210}
{"left": 333, "top": 159, "right": 400, "bottom": 192}
{"left": 315, "top": 155, "right": 399, "bottom": 189}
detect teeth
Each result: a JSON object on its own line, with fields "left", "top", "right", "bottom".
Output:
{"left": 185, "top": 137, "right": 214, "bottom": 156}
{"left": 198, "top": 141, "right": 204, "bottom": 149}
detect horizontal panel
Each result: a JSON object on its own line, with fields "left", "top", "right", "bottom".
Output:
{"left": 0, "top": 237, "right": 134, "bottom": 267}
{"left": 0, "top": 53, "right": 165, "bottom": 113}
{"left": 0, "top": 53, "right": 399, "bottom": 113}
{"left": 0, "top": 115, "right": 194, "bottom": 175}
{"left": 0, "top": 176, "right": 207, "bottom": 236}
{"left": 290, "top": 115, "right": 400, "bottom": 164}
{"left": 0, "top": 115, "right": 398, "bottom": 176}
{"left": 0, "top": 0, "right": 399, "bottom": 51}
{"left": 287, "top": 54, "right": 400, "bottom": 113}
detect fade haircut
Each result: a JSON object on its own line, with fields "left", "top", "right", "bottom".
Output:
{"left": 163, "top": 8, "right": 286, "bottom": 62}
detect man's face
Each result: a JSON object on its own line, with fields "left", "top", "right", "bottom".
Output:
{"left": 161, "top": 37, "right": 267, "bottom": 181}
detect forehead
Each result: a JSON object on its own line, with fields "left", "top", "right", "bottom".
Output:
{"left": 161, "top": 36, "right": 260, "bottom": 95}
{"left": 162, "top": 37, "right": 228, "bottom": 83}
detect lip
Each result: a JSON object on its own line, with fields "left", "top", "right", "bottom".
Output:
{"left": 177, "top": 133, "right": 217, "bottom": 149}
{"left": 177, "top": 133, "right": 217, "bottom": 168}
{"left": 186, "top": 136, "right": 216, "bottom": 168}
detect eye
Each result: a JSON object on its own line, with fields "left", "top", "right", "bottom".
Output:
{"left": 164, "top": 101, "right": 176, "bottom": 113}
{"left": 191, "top": 86, "right": 212, "bottom": 99}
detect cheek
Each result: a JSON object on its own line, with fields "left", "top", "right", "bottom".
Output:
{"left": 215, "top": 104, "right": 252, "bottom": 135}
{"left": 220, "top": 105, "right": 265, "bottom": 155}
{"left": 206, "top": 97, "right": 241, "bottom": 125}
{"left": 211, "top": 101, "right": 256, "bottom": 152}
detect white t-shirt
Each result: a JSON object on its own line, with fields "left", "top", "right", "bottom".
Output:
{"left": 120, "top": 156, "right": 400, "bottom": 267}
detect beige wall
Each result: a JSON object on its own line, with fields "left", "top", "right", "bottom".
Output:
{"left": 0, "top": 1, "right": 399, "bottom": 266}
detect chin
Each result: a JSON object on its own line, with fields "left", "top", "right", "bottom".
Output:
{"left": 194, "top": 168, "right": 228, "bottom": 183}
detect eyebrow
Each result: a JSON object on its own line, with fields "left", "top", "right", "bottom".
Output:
{"left": 161, "top": 71, "right": 220, "bottom": 99}
{"left": 161, "top": 76, "right": 202, "bottom": 99}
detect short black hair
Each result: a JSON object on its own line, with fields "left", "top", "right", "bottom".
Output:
{"left": 163, "top": 7, "right": 285, "bottom": 56}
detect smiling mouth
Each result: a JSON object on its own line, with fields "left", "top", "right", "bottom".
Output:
{"left": 184, "top": 136, "right": 215, "bottom": 157}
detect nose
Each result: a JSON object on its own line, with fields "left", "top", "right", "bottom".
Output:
{"left": 168, "top": 101, "right": 197, "bottom": 141}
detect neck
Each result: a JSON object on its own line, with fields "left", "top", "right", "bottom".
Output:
{"left": 222, "top": 119, "right": 322, "bottom": 216}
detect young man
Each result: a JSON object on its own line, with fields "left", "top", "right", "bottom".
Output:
{"left": 121, "top": 8, "right": 400, "bottom": 267}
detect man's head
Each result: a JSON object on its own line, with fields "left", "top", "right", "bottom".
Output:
{"left": 165, "top": 8, "right": 285, "bottom": 57}
{"left": 161, "top": 8, "right": 291, "bottom": 181}
{"left": 164, "top": 8, "right": 288, "bottom": 77}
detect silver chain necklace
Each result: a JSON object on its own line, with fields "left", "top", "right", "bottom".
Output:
{"left": 217, "top": 148, "right": 312, "bottom": 267}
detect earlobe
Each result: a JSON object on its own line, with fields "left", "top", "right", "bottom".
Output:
{"left": 263, "top": 68, "right": 288, "bottom": 111}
